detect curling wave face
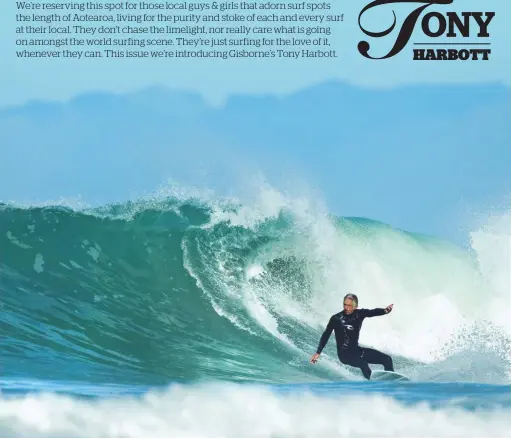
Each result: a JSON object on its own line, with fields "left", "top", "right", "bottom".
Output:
{"left": 2, "top": 187, "right": 510, "bottom": 385}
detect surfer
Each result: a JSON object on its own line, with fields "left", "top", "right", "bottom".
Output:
{"left": 310, "top": 293, "right": 394, "bottom": 380}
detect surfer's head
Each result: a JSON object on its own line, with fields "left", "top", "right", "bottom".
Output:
{"left": 343, "top": 293, "right": 358, "bottom": 314}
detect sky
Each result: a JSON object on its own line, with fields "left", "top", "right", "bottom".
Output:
{"left": 1, "top": 0, "right": 510, "bottom": 246}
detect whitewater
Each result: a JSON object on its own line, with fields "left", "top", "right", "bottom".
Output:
{"left": 1, "top": 183, "right": 510, "bottom": 437}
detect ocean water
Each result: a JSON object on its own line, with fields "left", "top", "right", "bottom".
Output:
{"left": 1, "top": 186, "right": 511, "bottom": 437}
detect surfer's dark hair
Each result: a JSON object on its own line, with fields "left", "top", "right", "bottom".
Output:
{"left": 344, "top": 293, "right": 358, "bottom": 306}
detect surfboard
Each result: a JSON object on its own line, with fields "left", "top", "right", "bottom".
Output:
{"left": 370, "top": 370, "right": 410, "bottom": 381}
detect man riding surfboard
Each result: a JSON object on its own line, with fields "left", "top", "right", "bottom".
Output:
{"left": 310, "top": 293, "right": 394, "bottom": 380}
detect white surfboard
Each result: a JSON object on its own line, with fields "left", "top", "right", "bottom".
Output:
{"left": 371, "top": 370, "right": 410, "bottom": 381}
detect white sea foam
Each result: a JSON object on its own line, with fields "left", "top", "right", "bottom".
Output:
{"left": 1, "top": 383, "right": 510, "bottom": 437}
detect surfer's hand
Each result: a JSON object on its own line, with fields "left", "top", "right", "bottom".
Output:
{"left": 310, "top": 353, "right": 320, "bottom": 364}
{"left": 385, "top": 304, "right": 393, "bottom": 314}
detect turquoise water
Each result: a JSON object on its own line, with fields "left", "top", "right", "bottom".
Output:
{"left": 1, "top": 192, "right": 510, "bottom": 436}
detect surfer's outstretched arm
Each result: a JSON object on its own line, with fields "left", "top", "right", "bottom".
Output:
{"left": 361, "top": 304, "right": 393, "bottom": 318}
{"left": 316, "top": 316, "right": 334, "bottom": 354}
{"left": 310, "top": 316, "right": 334, "bottom": 364}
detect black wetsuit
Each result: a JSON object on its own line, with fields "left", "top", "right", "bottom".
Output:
{"left": 316, "top": 308, "right": 394, "bottom": 379}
